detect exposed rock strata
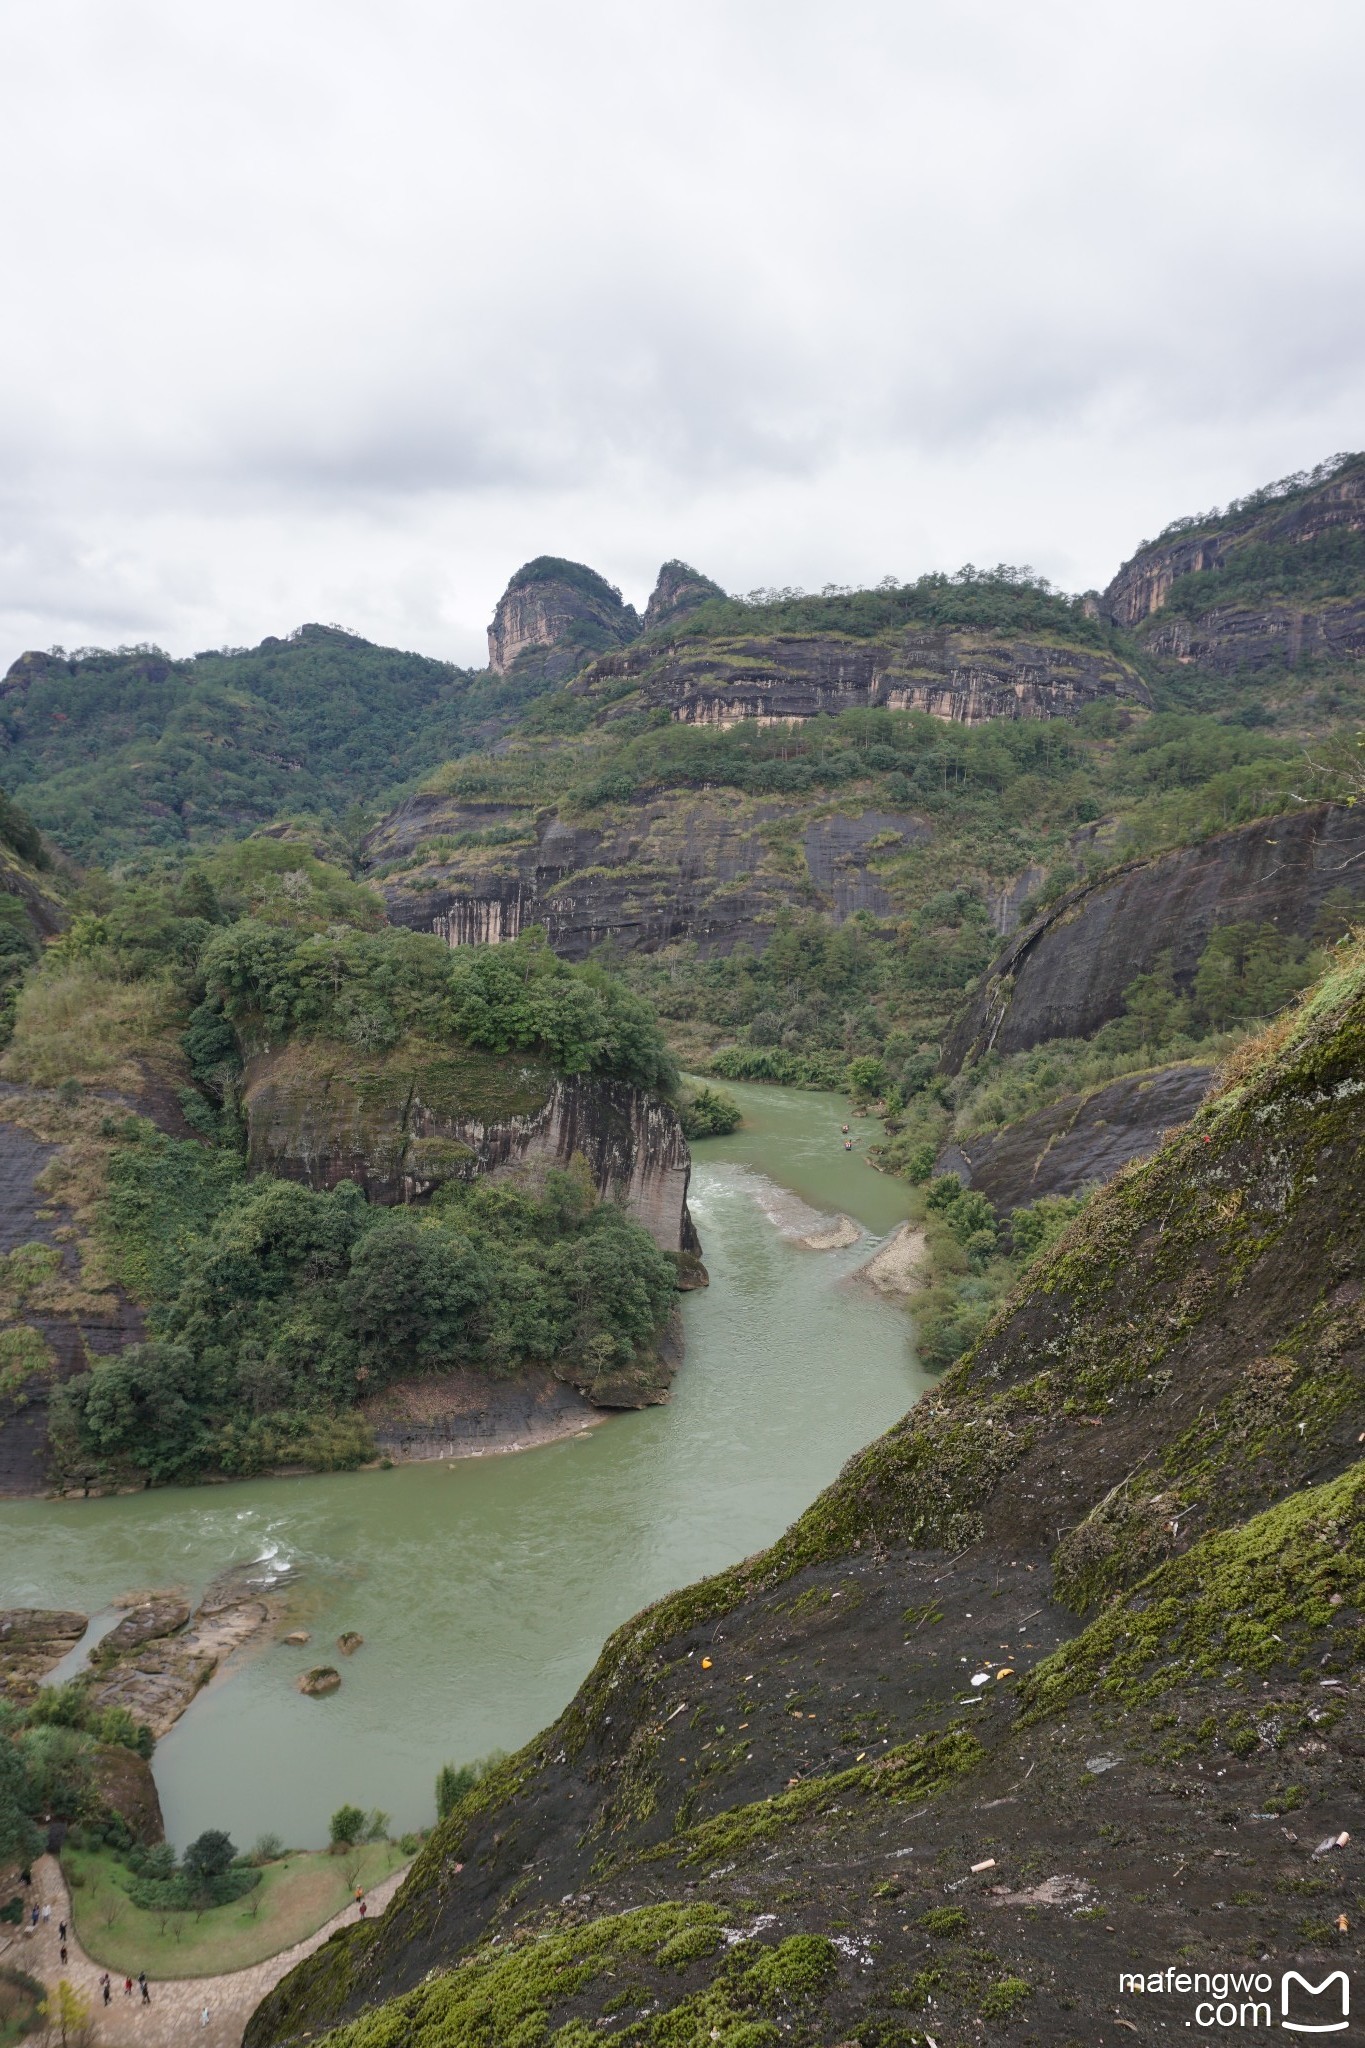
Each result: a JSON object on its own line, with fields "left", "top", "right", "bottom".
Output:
{"left": 360, "top": 1366, "right": 598, "bottom": 1460}
{"left": 1104, "top": 455, "right": 1365, "bottom": 628}
{"left": 0, "top": 1099, "right": 149, "bottom": 1498}
{"left": 943, "top": 800, "right": 1365, "bottom": 1069}
{"left": 1139, "top": 593, "right": 1365, "bottom": 674}
{"left": 580, "top": 626, "right": 1149, "bottom": 728}
{"left": 88, "top": 1741, "right": 165, "bottom": 1844}
{"left": 935, "top": 1062, "right": 1215, "bottom": 1212}
{"left": 1102, "top": 455, "right": 1365, "bottom": 674}
{"left": 242, "top": 1038, "right": 697, "bottom": 1253}
{"left": 371, "top": 794, "right": 930, "bottom": 961}
{"left": 486, "top": 559, "right": 638, "bottom": 679}
{"left": 87, "top": 1565, "right": 288, "bottom": 1739}
{"left": 0, "top": 1608, "right": 88, "bottom": 1702}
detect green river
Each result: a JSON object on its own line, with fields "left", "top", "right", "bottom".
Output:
{"left": 0, "top": 1082, "right": 927, "bottom": 1850}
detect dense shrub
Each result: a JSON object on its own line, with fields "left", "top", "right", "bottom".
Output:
{"left": 55, "top": 1145, "right": 677, "bottom": 1486}
{"left": 678, "top": 1085, "right": 742, "bottom": 1139}
{"left": 199, "top": 924, "right": 677, "bottom": 1091}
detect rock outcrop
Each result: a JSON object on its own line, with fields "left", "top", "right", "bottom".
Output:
{"left": 580, "top": 625, "right": 1149, "bottom": 728}
{"left": 1102, "top": 451, "right": 1365, "bottom": 674}
{"left": 0, "top": 1609, "right": 87, "bottom": 1702}
{"left": 371, "top": 795, "right": 931, "bottom": 961}
{"left": 936, "top": 1061, "right": 1215, "bottom": 1211}
{"left": 486, "top": 558, "right": 638, "bottom": 679}
{"left": 88, "top": 1742, "right": 164, "bottom": 1844}
{"left": 1104, "top": 453, "right": 1365, "bottom": 628}
{"left": 943, "top": 800, "right": 1365, "bottom": 1069}
{"left": 642, "top": 560, "right": 725, "bottom": 632}
{"left": 1138, "top": 593, "right": 1365, "bottom": 674}
{"left": 87, "top": 1563, "right": 289, "bottom": 1738}
{"left": 242, "top": 1037, "right": 697, "bottom": 1253}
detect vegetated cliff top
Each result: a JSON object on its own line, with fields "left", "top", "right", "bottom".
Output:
{"left": 248, "top": 944, "right": 1365, "bottom": 2048}
{"left": 1103, "top": 450, "right": 1365, "bottom": 630}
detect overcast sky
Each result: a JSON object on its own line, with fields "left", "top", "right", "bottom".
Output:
{"left": 1, "top": 1, "right": 1362, "bottom": 671}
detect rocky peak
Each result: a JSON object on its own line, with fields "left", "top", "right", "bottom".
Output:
{"left": 486, "top": 557, "right": 639, "bottom": 679}
{"left": 642, "top": 560, "right": 725, "bottom": 632}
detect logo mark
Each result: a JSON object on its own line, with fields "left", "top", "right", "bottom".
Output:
{"left": 1282, "top": 1971, "right": 1350, "bottom": 2034}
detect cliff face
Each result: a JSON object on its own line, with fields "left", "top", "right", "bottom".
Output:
{"left": 1139, "top": 593, "right": 1365, "bottom": 674}
{"left": 641, "top": 559, "right": 725, "bottom": 631}
{"left": 242, "top": 1036, "right": 697, "bottom": 1253}
{"left": 248, "top": 954, "right": 1365, "bottom": 2048}
{"left": 943, "top": 799, "right": 1365, "bottom": 1069}
{"left": 936, "top": 1059, "right": 1215, "bottom": 1210}
{"left": 581, "top": 623, "right": 1149, "bottom": 728}
{"left": 486, "top": 558, "right": 639, "bottom": 679}
{"left": 1102, "top": 453, "right": 1365, "bottom": 673}
{"left": 370, "top": 793, "right": 931, "bottom": 959}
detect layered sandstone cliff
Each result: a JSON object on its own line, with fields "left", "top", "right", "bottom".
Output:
{"left": 369, "top": 793, "right": 930, "bottom": 959}
{"left": 486, "top": 557, "right": 639, "bottom": 678}
{"left": 241, "top": 1036, "right": 698, "bottom": 1254}
{"left": 579, "top": 624, "right": 1148, "bottom": 728}
{"left": 1102, "top": 452, "right": 1365, "bottom": 673}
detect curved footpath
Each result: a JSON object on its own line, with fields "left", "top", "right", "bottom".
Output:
{"left": 0, "top": 1851, "right": 410, "bottom": 2045}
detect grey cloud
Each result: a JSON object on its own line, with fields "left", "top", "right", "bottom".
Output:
{"left": 0, "top": 0, "right": 1363, "bottom": 666}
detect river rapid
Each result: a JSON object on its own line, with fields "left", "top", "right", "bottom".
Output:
{"left": 0, "top": 1082, "right": 928, "bottom": 1850}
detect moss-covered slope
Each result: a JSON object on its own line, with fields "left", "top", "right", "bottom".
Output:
{"left": 248, "top": 953, "right": 1365, "bottom": 2047}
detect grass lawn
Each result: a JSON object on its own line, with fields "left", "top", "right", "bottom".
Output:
{"left": 0, "top": 1963, "right": 44, "bottom": 2044}
{"left": 62, "top": 1840, "right": 407, "bottom": 1979}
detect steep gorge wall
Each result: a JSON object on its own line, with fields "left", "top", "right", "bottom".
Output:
{"left": 372, "top": 794, "right": 931, "bottom": 960}
{"left": 944, "top": 799, "right": 1365, "bottom": 1069}
{"left": 242, "top": 1037, "right": 698, "bottom": 1253}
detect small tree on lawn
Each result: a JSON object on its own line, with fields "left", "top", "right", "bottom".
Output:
{"left": 39, "top": 1979, "right": 92, "bottom": 2047}
{"left": 329, "top": 1804, "right": 366, "bottom": 1852}
{"left": 183, "top": 1828, "right": 236, "bottom": 1917}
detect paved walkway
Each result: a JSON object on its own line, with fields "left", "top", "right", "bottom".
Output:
{"left": 0, "top": 1851, "right": 410, "bottom": 2046}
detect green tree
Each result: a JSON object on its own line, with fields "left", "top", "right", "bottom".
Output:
{"left": 182, "top": 1829, "right": 236, "bottom": 1882}
{"left": 0, "top": 1735, "right": 41, "bottom": 1869}
{"left": 38, "top": 1978, "right": 91, "bottom": 2047}
{"left": 330, "top": 1804, "right": 367, "bottom": 1849}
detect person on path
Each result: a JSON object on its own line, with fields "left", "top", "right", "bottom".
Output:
{"left": 201, "top": 2006, "right": 210, "bottom": 2026}
{"left": 59, "top": 1941, "right": 67, "bottom": 1965}
{"left": 139, "top": 1970, "right": 150, "bottom": 2005}
{"left": 40, "top": 1903, "right": 50, "bottom": 1924}
{"left": 124, "top": 1975, "right": 133, "bottom": 1997}
{"left": 29, "top": 1904, "right": 38, "bottom": 1928}
{"left": 359, "top": 1898, "right": 368, "bottom": 1918}
{"left": 19, "top": 1867, "right": 30, "bottom": 1889}
{"left": 101, "top": 1974, "right": 112, "bottom": 2006}
{"left": 58, "top": 1920, "right": 66, "bottom": 1941}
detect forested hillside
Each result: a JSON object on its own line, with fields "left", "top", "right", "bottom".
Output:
{"left": 0, "top": 625, "right": 520, "bottom": 863}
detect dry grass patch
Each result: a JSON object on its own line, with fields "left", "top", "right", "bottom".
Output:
{"left": 1, "top": 963, "right": 183, "bottom": 1091}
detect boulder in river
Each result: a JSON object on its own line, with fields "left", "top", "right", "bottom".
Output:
{"left": 298, "top": 1666, "right": 341, "bottom": 1697}
{"left": 336, "top": 1632, "right": 364, "bottom": 1655}
{"left": 95, "top": 1597, "right": 191, "bottom": 1660}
